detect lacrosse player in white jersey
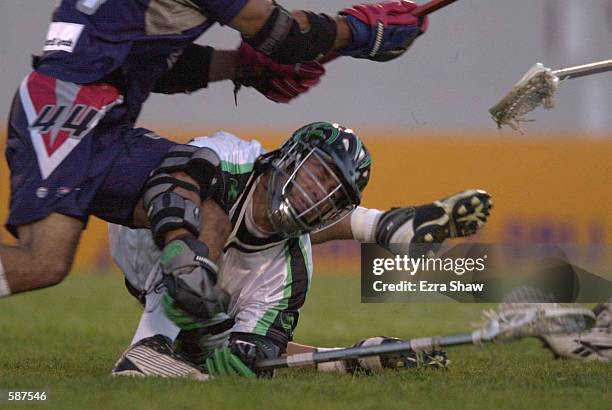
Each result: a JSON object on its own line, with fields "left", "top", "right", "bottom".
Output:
{"left": 109, "top": 122, "right": 493, "bottom": 379}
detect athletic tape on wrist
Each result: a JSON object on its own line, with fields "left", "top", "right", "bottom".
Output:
{"left": 350, "top": 207, "right": 382, "bottom": 243}
{"left": 0, "top": 257, "right": 11, "bottom": 298}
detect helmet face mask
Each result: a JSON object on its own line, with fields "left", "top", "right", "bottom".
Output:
{"left": 265, "top": 122, "right": 371, "bottom": 238}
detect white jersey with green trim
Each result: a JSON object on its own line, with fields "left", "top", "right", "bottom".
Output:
{"left": 109, "top": 131, "right": 313, "bottom": 341}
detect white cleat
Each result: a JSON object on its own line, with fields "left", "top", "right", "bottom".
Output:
{"left": 541, "top": 304, "right": 612, "bottom": 362}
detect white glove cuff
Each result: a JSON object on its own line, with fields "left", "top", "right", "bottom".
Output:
{"left": 350, "top": 207, "right": 383, "bottom": 243}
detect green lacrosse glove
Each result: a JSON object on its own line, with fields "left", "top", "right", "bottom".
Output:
{"left": 205, "top": 347, "right": 257, "bottom": 378}
{"left": 205, "top": 334, "right": 281, "bottom": 378}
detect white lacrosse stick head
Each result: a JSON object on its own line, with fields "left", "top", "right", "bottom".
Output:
{"left": 489, "top": 63, "right": 560, "bottom": 133}
{"left": 505, "top": 305, "right": 595, "bottom": 339}
{"left": 472, "top": 307, "right": 537, "bottom": 343}
{"left": 472, "top": 286, "right": 597, "bottom": 343}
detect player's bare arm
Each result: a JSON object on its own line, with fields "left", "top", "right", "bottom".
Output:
{"left": 152, "top": 44, "right": 326, "bottom": 104}
{"left": 153, "top": 0, "right": 428, "bottom": 106}
{"left": 310, "top": 215, "right": 353, "bottom": 244}
{"left": 310, "top": 192, "right": 493, "bottom": 253}
{"left": 228, "top": 0, "right": 352, "bottom": 50}
{"left": 131, "top": 195, "right": 229, "bottom": 264}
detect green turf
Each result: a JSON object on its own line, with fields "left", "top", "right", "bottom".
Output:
{"left": 0, "top": 274, "right": 609, "bottom": 409}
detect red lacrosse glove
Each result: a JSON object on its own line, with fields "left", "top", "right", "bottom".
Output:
{"left": 235, "top": 42, "right": 325, "bottom": 103}
{"left": 339, "top": 1, "right": 429, "bottom": 62}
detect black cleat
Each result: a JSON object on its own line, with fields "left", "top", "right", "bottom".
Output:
{"left": 112, "top": 335, "right": 210, "bottom": 380}
{"left": 412, "top": 189, "right": 493, "bottom": 244}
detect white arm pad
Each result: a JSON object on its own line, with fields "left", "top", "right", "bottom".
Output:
{"left": 350, "top": 206, "right": 383, "bottom": 243}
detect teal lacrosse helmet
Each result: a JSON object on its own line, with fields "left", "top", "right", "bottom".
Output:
{"left": 266, "top": 122, "right": 371, "bottom": 237}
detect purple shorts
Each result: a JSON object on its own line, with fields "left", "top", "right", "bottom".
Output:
{"left": 5, "top": 71, "right": 176, "bottom": 237}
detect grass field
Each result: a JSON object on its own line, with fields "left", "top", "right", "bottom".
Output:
{"left": 0, "top": 273, "right": 609, "bottom": 409}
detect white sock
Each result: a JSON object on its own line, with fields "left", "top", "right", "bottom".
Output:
{"left": 131, "top": 291, "right": 180, "bottom": 346}
{"left": 350, "top": 207, "right": 383, "bottom": 243}
{"left": 0, "top": 257, "right": 11, "bottom": 298}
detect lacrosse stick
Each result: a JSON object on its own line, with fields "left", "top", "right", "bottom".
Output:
{"left": 489, "top": 59, "right": 612, "bottom": 132}
{"left": 254, "top": 301, "right": 595, "bottom": 371}
{"left": 411, "top": 0, "right": 460, "bottom": 16}
{"left": 319, "top": 0, "right": 460, "bottom": 64}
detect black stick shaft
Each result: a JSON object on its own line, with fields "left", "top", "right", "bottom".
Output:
{"left": 413, "top": 0, "right": 459, "bottom": 17}
{"left": 254, "top": 332, "right": 479, "bottom": 371}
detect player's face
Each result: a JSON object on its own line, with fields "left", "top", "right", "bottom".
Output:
{"left": 266, "top": 143, "right": 357, "bottom": 237}
{"left": 283, "top": 150, "right": 350, "bottom": 227}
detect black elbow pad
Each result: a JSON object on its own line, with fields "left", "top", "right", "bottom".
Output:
{"left": 243, "top": 5, "right": 336, "bottom": 64}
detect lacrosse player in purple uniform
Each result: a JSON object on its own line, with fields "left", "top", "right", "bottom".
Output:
{"left": 1, "top": 0, "right": 429, "bottom": 308}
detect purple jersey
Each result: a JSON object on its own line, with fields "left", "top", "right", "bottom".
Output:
{"left": 35, "top": 0, "right": 247, "bottom": 121}
{"left": 5, "top": 0, "right": 249, "bottom": 236}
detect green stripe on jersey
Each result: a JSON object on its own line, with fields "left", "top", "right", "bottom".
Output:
{"left": 252, "top": 243, "right": 293, "bottom": 336}
{"left": 298, "top": 236, "right": 312, "bottom": 291}
{"left": 220, "top": 161, "right": 254, "bottom": 175}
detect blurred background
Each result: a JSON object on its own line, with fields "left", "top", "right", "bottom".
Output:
{"left": 0, "top": 0, "right": 610, "bottom": 274}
